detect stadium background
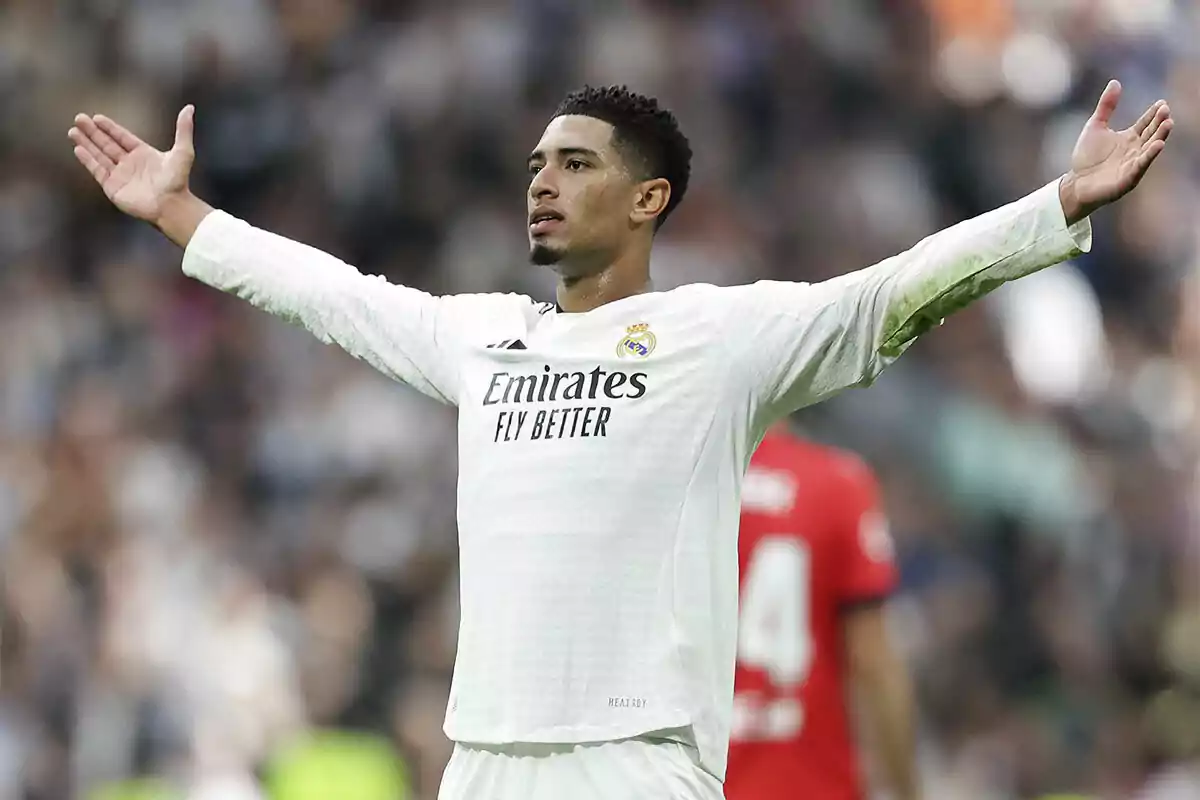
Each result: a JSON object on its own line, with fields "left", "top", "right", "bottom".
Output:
{"left": 1, "top": 0, "right": 1198, "bottom": 798}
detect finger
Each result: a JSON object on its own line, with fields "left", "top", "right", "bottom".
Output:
{"left": 73, "top": 113, "right": 127, "bottom": 162}
{"left": 1140, "top": 104, "right": 1171, "bottom": 144}
{"left": 68, "top": 126, "right": 116, "bottom": 172}
{"left": 1158, "top": 117, "right": 1174, "bottom": 142}
{"left": 93, "top": 114, "right": 146, "bottom": 152}
{"left": 73, "top": 145, "right": 110, "bottom": 184}
{"left": 1091, "top": 79, "right": 1122, "bottom": 125}
{"left": 1131, "top": 100, "right": 1164, "bottom": 136}
{"left": 1148, "top": 118, "right": 1174, "bottom": 147}
{"left": 1133, "top": 123, "right": 1171, "bottom": 172}
{"left": 1135, "top": 139, "right": 1167, "bottom": 175}
{"left": 173, "top": 105, "right": 195, "bottom": 154}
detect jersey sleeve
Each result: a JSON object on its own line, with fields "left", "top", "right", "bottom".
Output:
{"left": 724, "top": 180, "right": 1092, "bottom": 428}
{"left": 182, "top": 210, "right": 518, "bottom": 407}
{"left": 830, "top": 458, "right": 898, "bottom": 608}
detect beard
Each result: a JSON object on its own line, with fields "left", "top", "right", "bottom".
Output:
{"left": 529, "top": 241, "right": 564, "bottom": 266}
{"left": 529, "top": 237, "right": 614, "bottom": 280}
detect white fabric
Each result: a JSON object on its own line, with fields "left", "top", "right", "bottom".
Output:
{"left": 181, "top": 179, "right": 1090, "bottom": 781}
{"left": 438, "top": 737, "right": 724, "bottom": 800}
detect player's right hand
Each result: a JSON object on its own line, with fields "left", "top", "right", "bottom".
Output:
{"left": 68, "top": 106, "right": 195, "bottom": 225}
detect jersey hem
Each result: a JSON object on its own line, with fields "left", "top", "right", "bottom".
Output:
{"left": 443, "top": 714, "right": 693, "bottom": 748}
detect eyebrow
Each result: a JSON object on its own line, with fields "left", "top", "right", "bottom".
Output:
{"left": 527, "top": 147, "right": 602, "bottom": 166}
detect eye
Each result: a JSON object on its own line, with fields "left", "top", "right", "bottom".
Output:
{"left": 566, "top": 159, "right": 587, "bottom": 172}
{"left": 527, "top": 163, "right": 543, "bottom": 176}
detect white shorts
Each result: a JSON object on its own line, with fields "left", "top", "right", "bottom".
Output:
{"left": 437, "top": 736, "right": 725, "bottom": 800}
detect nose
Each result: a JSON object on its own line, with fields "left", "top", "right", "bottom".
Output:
{"left": 529, "top": 166, "right": 558, "bottom": 201}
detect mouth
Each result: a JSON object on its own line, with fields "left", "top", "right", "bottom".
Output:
{"left": 529, "top": 209, "right": 565, "bottom": 236}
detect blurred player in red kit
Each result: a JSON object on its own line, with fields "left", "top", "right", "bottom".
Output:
{"left": 725, "top": 425, "right": 920, "bottom": 800}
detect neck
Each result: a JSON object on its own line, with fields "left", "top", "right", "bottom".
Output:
{"left": 555, "top": 245, "right": 652, "bottom": 313}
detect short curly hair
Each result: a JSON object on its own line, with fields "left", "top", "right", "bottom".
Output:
{"left": 553, "top": 85, "right": 693, "bottom": 230}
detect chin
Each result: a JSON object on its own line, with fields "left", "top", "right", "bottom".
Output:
{"left": 529, "top": 242, "right": 565, "bottom": 266}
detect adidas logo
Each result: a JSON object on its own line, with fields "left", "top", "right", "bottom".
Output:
{"left": 486, "top": 339, "right": 527, "bottom": 350}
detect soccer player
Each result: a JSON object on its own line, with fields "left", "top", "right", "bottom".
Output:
{"left": 727, "top": 424, "right": 917, "bottom": 800}
{"left": 68, "top": 81, "right": 1170, "bottom": 799}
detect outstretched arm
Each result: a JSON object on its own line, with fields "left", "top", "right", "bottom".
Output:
{"left": 878, "top": 80, "right": 1171, "bottom": 351}
{"left": 731, "top": 81, "right": 1173, "bottom": 423}
{"left": 68, "top": 107, "right": 506, "bottom": 406}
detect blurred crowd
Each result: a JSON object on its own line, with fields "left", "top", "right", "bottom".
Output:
{"left": 1, "top": 0, "right": 1198, "bottom": 798}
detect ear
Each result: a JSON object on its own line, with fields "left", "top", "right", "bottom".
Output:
{"left": 630, "top": 178, "right": 671, "bottom": 226}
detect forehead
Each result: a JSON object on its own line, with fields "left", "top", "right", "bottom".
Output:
{"left": 532, "top": 115, "right": 618, "bottom": 160}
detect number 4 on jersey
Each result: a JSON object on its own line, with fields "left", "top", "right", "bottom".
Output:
{"left": 738, "top": 536, "right": 814, "bottom": 686}
{"left": 735, "top": 536, "right": 814, "bottom": 741}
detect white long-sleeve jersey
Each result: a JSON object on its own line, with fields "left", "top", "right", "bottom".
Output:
{"left": 181, "top": 180, "right": 1090, "bottom": 780}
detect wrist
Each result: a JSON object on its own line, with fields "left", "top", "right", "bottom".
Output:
{"left": 154, "top": 191, "right": 213, "bottom": 249}
{"left": 153, "top": 189, "right": 195, "bottom": 229}
{"left": 1058, "top": 173, "right": 1087, "bottom": 226}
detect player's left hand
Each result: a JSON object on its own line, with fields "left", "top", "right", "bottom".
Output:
{"left": 1059, "top": 80, "right": 1172, "bottom": 224}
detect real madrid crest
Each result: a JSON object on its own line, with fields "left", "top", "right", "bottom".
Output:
{"left": 617, "top": 322, "right": 656, "bottom": 358}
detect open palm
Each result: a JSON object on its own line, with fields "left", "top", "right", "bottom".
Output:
{"left": 68, "top": 106, "right": 196, "bottom": 223}
{"left": 1066, "top": 80, "right": 1172, "bottom": 220}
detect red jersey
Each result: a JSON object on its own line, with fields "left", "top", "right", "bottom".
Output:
{"left": 725, "top": 429, "right": 898, "bottom": 800}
